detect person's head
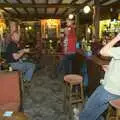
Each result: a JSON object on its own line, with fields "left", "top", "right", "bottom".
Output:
{"left": 11, "top": 31, "right": 20, "bottom": 43}
{"left": 66, "top": 19, "right": 74, "bottom": 26}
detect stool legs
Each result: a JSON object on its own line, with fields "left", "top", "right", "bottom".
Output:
{"left": 64, "top": 82, "right": 67, "bottom": 113}
{"left": 116, "top": 110, "right": 120, "bottom": 120}
{"left": 106, "top": 105, "right": 113, "bottom": 120}
{"left": 64, "top": 82, "right": 84, "bottom": 120}
{"left": 68, "top": 84, "right": 73, "bottom": 120}
{"left": 106, "top": 105, "right": 120, "bottom": 120}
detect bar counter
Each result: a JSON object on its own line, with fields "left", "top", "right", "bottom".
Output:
{"left": 72, "top": 52, "right": 110, "bottom": 96}
{"left": 86, "top": 55, "right": 110, "bottom": 96}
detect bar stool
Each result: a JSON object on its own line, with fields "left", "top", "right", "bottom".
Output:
{"left": 64, "top": 74, "right": 84, "bottom": 119}
{"left": 106, "top": 99, "right": 120, "bottom": 120}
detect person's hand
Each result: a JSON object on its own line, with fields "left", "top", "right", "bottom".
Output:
{"left": 24, "top": 48, "right": 30, "bottom": 53}
{"left": 102, "top": 65, "right": 109, "bottom": 72}
{"left": 116, "top": 33, "right": 120, "bottom": 41}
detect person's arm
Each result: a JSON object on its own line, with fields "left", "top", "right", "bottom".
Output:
{"left": 102, "top": 65, "right": 109, "bottom": 72}
{"left": 100, "top": 33, "right": 120, "bottom": 57}
{"left": 12, "top": 48, "right": 29, "bottom": 60}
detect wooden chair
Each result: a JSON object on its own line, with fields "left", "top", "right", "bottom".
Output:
{"left": 0, "top": 71, "right": 23, "bottom": 111}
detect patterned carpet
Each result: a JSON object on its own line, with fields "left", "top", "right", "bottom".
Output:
{"left": 23, "top": 55, "right": 67, "bottom": 120}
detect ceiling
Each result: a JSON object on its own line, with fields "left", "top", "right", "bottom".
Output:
{"left": 0, "top": 0, "right": 119, "bottom": 21}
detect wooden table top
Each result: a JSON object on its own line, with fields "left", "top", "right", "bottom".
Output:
{"left": 0, "top": 111, "right": 28, "bottom": 120}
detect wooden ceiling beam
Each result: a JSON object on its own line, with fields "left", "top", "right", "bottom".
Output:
{"left": 0, "top": 3, "right": 81, "bottom": 8}
{"left": 63, "top": 0, "right": 91, "bottom": 16}
{"left": 4, "top": 0, "right": 9, "bottom": 3}
{"left": 71, "top": 0, "right": 79, "bottom": 4}
{"left": 16, "top": 0, "right": 29, "bottom": 14}
{"left": 31, "top": 0, "right": 38, "bottom": 15}
{"left": 13, "top": 8, "right": 21, "bottom": 14}
{"left": 2, "top": 8, "right": 13, "bottom": 14}
{"left": 54, "top": 0, "right": 63, "bottom": 15}
{"left": 45, "top": 0, "right": 48, "bottom": 15}
{"left": 101, "top": 0, "right": 120, "bottom": 8}
{"left": 10, "top": 14, "right": 64, "bottom": 21}
{"left": 62, "top": 0, "right": 79, "bottom": 16}
{"left": 100, "top": 0, "right": 110, "bottom": 5}
{"left": 4, "top": 0, "right": 21, "bottom": 15}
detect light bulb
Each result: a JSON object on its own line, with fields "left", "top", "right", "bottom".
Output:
{"left": 68, "top": 14, "right": 74, "bottom": 19}
{"left": 83, "top": 6, "right": 91, "bottom": 14}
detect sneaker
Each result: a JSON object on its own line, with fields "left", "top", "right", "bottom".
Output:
{"left": 24, "top": 81, "right": 31, "bottom": 88}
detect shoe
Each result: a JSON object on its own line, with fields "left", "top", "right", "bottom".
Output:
{"left": 49, "top": 73, "right": 58, "bottom": 79}
{"left": 24, "top": 81, "right": 31, "bottom": 88}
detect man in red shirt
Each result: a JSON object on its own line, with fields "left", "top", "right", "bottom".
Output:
{"left": 63, "top": 19, "right": 77, "bottom": 74}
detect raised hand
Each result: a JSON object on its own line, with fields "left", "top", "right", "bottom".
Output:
{"left": 116, "top": 33, "right": 120, "bottom": 41}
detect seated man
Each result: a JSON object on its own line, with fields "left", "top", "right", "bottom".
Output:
{"left": 79, "top": 33, "right": 120, "bottom": 120}
{"left": 5, "top": 30, "right": 35, "bottom": 82}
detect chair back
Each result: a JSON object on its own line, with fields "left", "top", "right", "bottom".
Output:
{"left": 0, "top": 71, "right": 21, "bottom": 111}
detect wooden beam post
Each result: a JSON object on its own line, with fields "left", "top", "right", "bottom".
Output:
{"left": 93, "top": 0, "right": 100, "bottom": 41}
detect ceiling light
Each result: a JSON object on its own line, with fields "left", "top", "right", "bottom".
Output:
{"left": 68, "top": 14, "right": 74, "bottom": 19}
{"left": 83, "top": 6, "right": 91, "bottom": 14}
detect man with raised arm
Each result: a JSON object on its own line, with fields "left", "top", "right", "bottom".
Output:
{"left": 79, "top": 33, "right": 120, "bottom": 120}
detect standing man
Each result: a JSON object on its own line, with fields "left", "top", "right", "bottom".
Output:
{"left": 63, "top": 18, "right": 77, "bottom": 74}
{"left": 6, "top": 30, "right": 35, "bottom": 82}
{"left": 79, "top": 33, "right": 120, "bottom": 120}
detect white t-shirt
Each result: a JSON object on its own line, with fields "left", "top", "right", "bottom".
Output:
{"left": 102, "top": 47, "right": 120, "bottom": 95}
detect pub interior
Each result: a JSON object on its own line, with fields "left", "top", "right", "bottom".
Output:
{"left": 0, "top": 0, "right": 120, "bottom": 120}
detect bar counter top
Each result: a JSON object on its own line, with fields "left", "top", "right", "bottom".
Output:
{"left": 87, "top": 55, "right": 110, "bottom": 66}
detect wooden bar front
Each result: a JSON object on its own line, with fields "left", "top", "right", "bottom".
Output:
{"left": 86, "top": 56, "right": 109, "bottom": 96}
{"left": 72, "top": 53, "right": 110, "bottom": 96}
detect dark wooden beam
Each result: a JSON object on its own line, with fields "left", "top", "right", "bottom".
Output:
{"left": 54, "top": 0, "right": 63, "bottom": 15}
{"left": 4, "top": 0, "right": 9, "bottom": 3}
{"left": 2, "top": 8, "right": 13, "bottom": 14}
{"left": 13, "top": 8, "right": 21, "bottom": 14}
{"left": 45, "top": 0, "right": 48, "bottom": 14}
{"left": 63, "top": 0, "right": 92, "bottom": 16}
{"left": 10, "top": 14, "right": 64, "bottom": 21}
{"left": 100, "top": 0, "right": 110, "bottom": 4}
{"left": 62, "top": 0, "right": 80, "bottom": 16}
{"left": 62, "top": 9, "right": 69, "bottom": 16}
{"left": 93, "top": 0, "right": 100, "bottom": 40}
{"left": 101, "top": 0, "right": 120, "bottom": 8}
{"left": 31, "top": 0, "right": 38, "bottom": 15}
{"left": 4, "top": 0, "right": 21, "bottom": 15}
{"left": 16, "top": 0, "right": 29, "bottom": 14}
{"left": 0, "top": 3, "right": 81, "bottom": 8}
{"left": 71, "top": 0, "right": 79, "bottom": 4}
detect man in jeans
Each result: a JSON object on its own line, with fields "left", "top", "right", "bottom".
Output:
{"left": 5, "top": 30, "right": 35, "bottom": 82}
{"left": 79, "top": 33, "right": 120, "bottom": 120}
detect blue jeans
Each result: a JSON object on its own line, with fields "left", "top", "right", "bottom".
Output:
{"left": 80, "top": 63, "right": 88, "bottom": 88}
{"left": 79, "top": 85, "right": 120, "bottom": 120}
{"left": 56, "top": 58, "right": 64, "bottom": 74}
{"left": 10, "top": 61, "right": 35, "bottom": 81}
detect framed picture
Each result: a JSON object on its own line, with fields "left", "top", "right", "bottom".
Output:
{"left": 47, "top": 26, "right": 56, "bottom": 38}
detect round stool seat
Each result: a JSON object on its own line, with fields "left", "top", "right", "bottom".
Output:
{"left": 64, "top": 74, "right": 83, "bottom": 85}
{"left": 110, "top": 99, "right": 120, "bottom": 109}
